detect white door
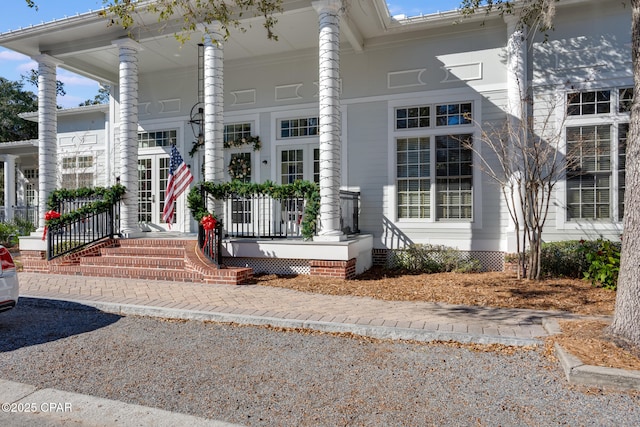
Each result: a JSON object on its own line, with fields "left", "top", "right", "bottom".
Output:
{"left": 277, "top": 145, "right": 319, "bottom": 185}
{"left": 137, "top": 154, "right": 172, "bottom": 231}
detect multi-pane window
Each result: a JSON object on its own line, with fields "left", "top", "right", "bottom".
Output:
{"left": 436, "top": 135, "right": 473, "bottom": 219}
{"left": 396, "top": 106, "right": 430, "bottom": 129}
{"left": 313, "top": 148, "right": 320, "bottom": 184}
{"left": 23, "top": 169, "right": 38, "bottom": 207}
{"left": 566, "top": 126, "right": 612, "bottom": 220}
{"left": 436, "top": 103, "right": 472, "bottom": 126}
{"left": 224, "top": 123, "right": 252, "bottom": 143}
{"left": 62, "top": 157, "right": 75, "bottom": 169}
{"left": 565, "top": 87, "right": 631, "bottom": 222}
{"left": 281, "top": 149, "right": 304, "bottom": 183}
{"left": 138, "top": 130, "right": 177, "bottom": 148}
{"left": 397, "top": 137, "right": 430, "bottom": 219}
{"left": 567, "top": 90, "right": 611, "bottom": 116}
{"left": 394, "top": 100, "right": 474, "bottom": 221}
{"left": 619, "top": 88, "right": 633, "bottom": 113}
{"left": 61, "top": 156, "right": 94, "bottom": 189}
{"left": 619, "top": 124, "right": 627, "bottom": 219}
{"left": 279, "top": 117, "right": 318, "bottom": 138}
{"left": 396, "top": 135, "right": 473, "bottom": 220}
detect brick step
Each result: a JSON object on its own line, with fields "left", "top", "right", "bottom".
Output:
{"left": 49, "top": 264, "right": 202, "bottom": 282}
{"left": 115, "top": 238, "right": 193, "bottom": 248}
{"left": 80, "top": 255, "right": 185, "bottom": 269}
{"left": 101, "top": 246, "right": 186, "bottom": 257}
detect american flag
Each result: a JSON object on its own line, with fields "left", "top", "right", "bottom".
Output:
{"left": 162, "top": 145, "right": 194, "bottom": 227}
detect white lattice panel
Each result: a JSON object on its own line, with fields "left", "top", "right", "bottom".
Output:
{"left": 223, "top": 257, "right": 310, "bottom": 275}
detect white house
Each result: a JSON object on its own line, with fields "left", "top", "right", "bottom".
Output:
{"left": 0, "top": 0, "right": 631, "bottom": 275}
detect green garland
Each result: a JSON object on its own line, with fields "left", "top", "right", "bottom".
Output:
{"left": 45, "top": 184, "right": 126, "bottom": 228}
{"left": 189, "top": 135, "right": 261, "bottom": 157}
{"left": 188, "top": 180, "right": 320, "bottom": 240}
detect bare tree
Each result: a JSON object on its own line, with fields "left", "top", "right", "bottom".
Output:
{"left": 466, "top": 88, "right": 575, "bottom": 279}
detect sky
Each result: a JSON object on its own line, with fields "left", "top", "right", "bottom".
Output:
{"left": 0, "top": 1, "right": 462, "bottom": 108}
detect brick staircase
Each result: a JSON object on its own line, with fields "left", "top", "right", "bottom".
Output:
{"left": 20, "top": 238, "right": 253, "bottom": 285}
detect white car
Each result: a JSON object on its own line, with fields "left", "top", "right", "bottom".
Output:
{"left": 0, "top": 246, "right": 18, "bottom": 313}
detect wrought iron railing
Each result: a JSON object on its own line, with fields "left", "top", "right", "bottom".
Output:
{"left": 222, "top": 190, "right": 360, "bottom": 239}
{"left": 197, "top": 222, "right": 222, "bottom": 266}
{"left": 339, "top": 190, "right": 360, "bottom": 235}
{"left": 47, "top": 197, "right": 121, "bottom": 260}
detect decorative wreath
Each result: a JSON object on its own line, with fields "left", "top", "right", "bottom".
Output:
{"left": 228, "top": 153, "right": 251, "bottom": 181}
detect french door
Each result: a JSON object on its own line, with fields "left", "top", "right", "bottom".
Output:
{"left": 277, "top": 145, "right": 319, "bottom": 184}
{"left": 137, "top": 154, "right": 171, "bottom": 231}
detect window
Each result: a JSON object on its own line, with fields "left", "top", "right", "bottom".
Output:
{"left": 436, "top": 135, "right": 473, "bottom": 219}
{"left": 564, "top": 87, "right": 630, "bottom": 222}
{"left": 397, "top": 137, "right": 430, "bottom": 218}
{"left": 567, "top": 90, "right": 611, "bottom": 116}
{"left": 138, "top": 130, "right": 177, "bottom": 148}
{"left": 224, "top": 123, "right": 252, "bottom": 143}
{"left": 60, "top": 156, "right": 94, "bottom": 189}
{"left": 279, "top": 117, "right": 318, "bottom": 138}
{"left": 62, "top": 157, "right": 76, "bottom": 169}
{"left": 395, "top": 106, "right": 430, "bottom": 129}
{"left": 436, "top": 102, "right": 472, "bottom": 126}
{"left": 619, "top": 88, "right": 633, "bottom": 113}
{"left": 619, "top": 124, "right": 627, "bottom": 219}
{"left": 566, "top": 126, "right": 612, "bottom": 220}
{"left": 394, "top": 100, "right": 475, "bottom": 221}
{"left": 396, "top": 134, "right": 473, "bottom": 220}
{"left": 280, "top": 149, "right": 304, "bottom": 183}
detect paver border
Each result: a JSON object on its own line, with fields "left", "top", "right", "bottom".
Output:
{"left": 543, "top": 318, "right": 640, "bottom": 391}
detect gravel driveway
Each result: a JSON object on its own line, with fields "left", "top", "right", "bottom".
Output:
{"left": 1, "top": 298, "right": 638, "bottom": 426}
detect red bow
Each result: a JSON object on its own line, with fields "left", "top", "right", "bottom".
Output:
{"left": 42, "top": 210, "right": 61, "bottom": 240}
{"left": 200, "top": 214, "right": 217, "bottom": 248}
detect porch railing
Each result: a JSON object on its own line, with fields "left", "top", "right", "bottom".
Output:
{"left": 47, "top": 196, "right": 121, "bottom": 260}
{"left": 0, "top": 206, "right": 38, "bottom": 226}
{"left": 197, "top": 222, "right": 222, "bottom": 266}
{"left": 222, "top": 190, "right": 360, "bottom": 239}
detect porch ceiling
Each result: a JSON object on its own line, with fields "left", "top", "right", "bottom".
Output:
{"left": 0, "top": 0, "right": 474, "bottom": 85}
{"left": 0, "top": 1, "right": 359, "bottom": 84}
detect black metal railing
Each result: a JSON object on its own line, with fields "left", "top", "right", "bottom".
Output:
{"left": 222, "top": 193, "right": 307, "bottom": 238}
{"left": 47, "top": 197, "right": 121, "bottom": 260}
{"left": 198, "top": 222, "right": 222, "bottom": 266}
{"left": 339, "top": 190, "right": 360, "bottom": 235}
{"left": 222, "top": 190, "right": 360, "bottom": 239}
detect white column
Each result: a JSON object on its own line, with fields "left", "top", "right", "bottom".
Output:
{"left": 203, "top": 26, "right": 225, "bottom": 213}
{"left": 313, "top": 0, "right": 344, "bottom": 241}
{"left": 505, "top": 16, "right": 528, "bottom": 253}
{"left": 112, "top": 39, "right": 142, "bottom": 236}
{"left": 33, "top": 54, "right": 60, "bottom": 231}
{"left": 3, "top": 155, "right": 16, "bottom": 222}
{"left": 505, "top": 16, "right": 527, "bottom": 122}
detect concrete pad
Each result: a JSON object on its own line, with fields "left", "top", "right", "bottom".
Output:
{"left": 0, "top": 379, "right": 37, "bottom": 403}
{"left": 13, "top": 388, "right": 243, "bottom": 427}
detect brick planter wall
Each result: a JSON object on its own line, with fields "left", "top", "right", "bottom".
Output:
{"left": 309, "top": 258, "right": 357, "bottom": 279}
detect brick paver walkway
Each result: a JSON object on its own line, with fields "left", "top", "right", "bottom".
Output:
{"left": 17, "top": 272, "right": 572, "bottom": 345}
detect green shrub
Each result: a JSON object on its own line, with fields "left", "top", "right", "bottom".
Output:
{"left": 387, "top": 244, "right": 482, "bottom": 274}
{"left": 539, "top": 240, "right": 593, "bottom": 278}
{"left": 11, "top": 217, "right": 36, "bottom": 236}
{"left": 579, "top": 239, "right": 620, "bottom": 291}
{"left": 0, "top": 222, "right": 19, "bottom": 247}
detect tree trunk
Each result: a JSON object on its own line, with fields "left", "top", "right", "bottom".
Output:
{"left": 609, "top": 0, "right": 640, "bottom": 347}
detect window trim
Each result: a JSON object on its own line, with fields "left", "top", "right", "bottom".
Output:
{"left": 555, "top": 84, "right": 631, "bottom": 231}
{"left": 387, "top": 94, "right": 482, "bottom": 230}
